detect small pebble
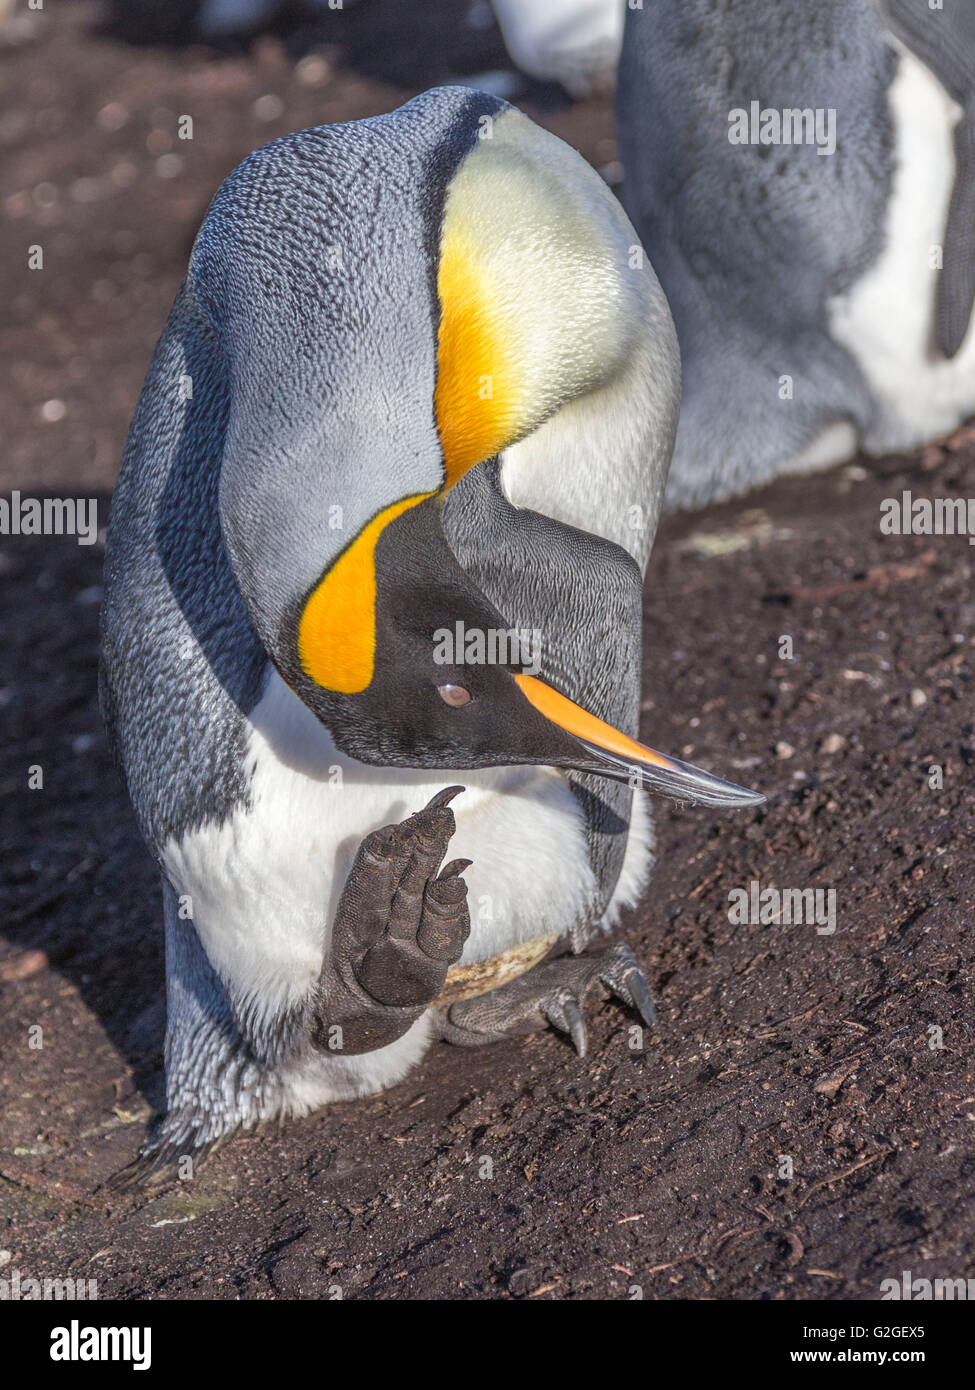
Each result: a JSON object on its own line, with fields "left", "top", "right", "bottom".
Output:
{"left": 252, "top": 94, "right": 285, "bottom": 122}
{"left": 146, "top": 129, "right": 172, "bottom": 156}
{"left": 96, "top": 102, "right": 129, "bottom": 133}
{"left": 821, "top": 733, "right": 846, "bottom": 754}
{"left": 155, "top": 154, "right": 183, "bottom": 179}
{"left": 0, "top": 949, "right": 49, "bottom": 983}
{"left": 775, "top": 741, "right": 795, "bottom": 760}
{"left": 296, "top": 54, "right": 332, "bottom": 86}
{"left": 110, "top": 161, "right": 138, "bottom": 189}
{"left": 910, "top": 688, "right": 927, "bottom": 708}
{"left": 69, "top": 177, "right": 101, "bottom": 203}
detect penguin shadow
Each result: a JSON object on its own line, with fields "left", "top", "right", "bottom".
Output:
{"left": 0, "top": 507, "right": 169, "bottom": 1125}
{"left": 96, "top": 0, "right": 570, "bottom": 111}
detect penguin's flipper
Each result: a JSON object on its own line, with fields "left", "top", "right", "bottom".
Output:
{"left": 880, "top": 0, "right": 975, "bottom": 358}
{"left": 438, "top": 942, "right": 655, "bottom": 1057}
{"left": 311, "top": 788, "right": 472, "bottom": 1056}
{"left": 937, "top": 107, "right": 975, "bottom": 359}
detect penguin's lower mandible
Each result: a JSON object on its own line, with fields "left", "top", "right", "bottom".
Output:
{"left": 100, "top": 87, "right": 764, "bottom": 1179}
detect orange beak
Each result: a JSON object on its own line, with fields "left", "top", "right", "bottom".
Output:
{"left": 514, "top": 674, "right": 765, "bottom": 809}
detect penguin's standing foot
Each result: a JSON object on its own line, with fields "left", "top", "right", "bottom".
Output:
{"left": 437, "top": 942, "right": 655, "bottom": 1057}
{"left": 312, "top": 787, "right": 472, "bottom": 1056}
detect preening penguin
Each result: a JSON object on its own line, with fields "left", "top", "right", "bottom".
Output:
{"left": 101, "top": 86, "right": 762, "bottom": 1171}
{"left": 617, "top": 0, "right": 975, "bottom": 510}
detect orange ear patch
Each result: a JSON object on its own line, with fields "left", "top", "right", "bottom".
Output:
{"left": 297, "top": 492, "right": 433, "bottom": 693}
{"left": 434, "top": 221, "right": 523, "bottom": 487}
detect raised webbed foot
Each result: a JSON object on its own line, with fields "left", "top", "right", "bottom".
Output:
{"left": 313, "top": 786, "right": 472, "bottom": 1055}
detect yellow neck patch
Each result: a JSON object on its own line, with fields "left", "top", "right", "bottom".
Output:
{"left": 434, "top": 215, "right": 522, "bottom": 487}
{"left": 297, "top": 492, "right": 433, "bottom": 694}
{"left": 301, "top": 119, "right": 556, "bottom": 695}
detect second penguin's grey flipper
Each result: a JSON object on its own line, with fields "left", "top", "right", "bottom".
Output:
{"left": 938, "top": 108, "right": 975, "bottom": 358}
{"left": 881, "top": 0, "right": 975, "bottom": 358}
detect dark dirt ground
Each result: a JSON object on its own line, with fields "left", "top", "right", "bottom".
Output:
{"left": 1, "top": 1, "right": 973, "bottom": 1301}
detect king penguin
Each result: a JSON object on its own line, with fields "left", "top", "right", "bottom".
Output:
{"left": 100, "top": 86, "right": 763, "bottom": 1173}
{"left": 617, "top": 0, "right": 975, "bottom": 510}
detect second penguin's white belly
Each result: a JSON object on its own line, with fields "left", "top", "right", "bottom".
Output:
{"left": 829, "top": 46, "right": 975, "bottom": 453}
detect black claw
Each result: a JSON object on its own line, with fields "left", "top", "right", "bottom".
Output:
{"left": 424, "top": 785, "right": 466, "bottom": 811}
{"left": 439, "top": 857, "right": 472, "bottom": 879}
{"left": 563, "top": 995, "right": 588, "bottom": 1057}
{"left": 544, "top": 991, "right": 588, "bottom": 1057}
{"left": 623, "top": 968, "right": 657, "bottom": 1028}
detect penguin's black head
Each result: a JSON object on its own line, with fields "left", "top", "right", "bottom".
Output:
{"left": 279, "top": 499, "right": 763, "bottom": 808}
{"left": 201, "top": 93, "right": 760, "bottom": 810}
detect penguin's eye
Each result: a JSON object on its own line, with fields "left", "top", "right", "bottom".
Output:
{"left": 437, "top": 683, "right": 471, "bottom": 707}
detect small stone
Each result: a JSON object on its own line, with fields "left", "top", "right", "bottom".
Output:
{"left": 0, "top": 949, "right": 48, "bottom": 983}
{"left": 821, "top": 733, "right": 846, "bottom": 754}
{"left": 252, "top": 94, "right": 285, "bottom": 122}
{"left": 69, "top": 177, "right": 101, "bottom": 203}
{"left": 910, "top": 688, "right": 927, "bottom": 708}
{"left": 775, "top": 741, "right": 795, "bottom": 760}
{"left": 97, "top": 102, "right": 129, "bottom": 133}
{"left": 110, "top": 161, "right": 138, "bottom": 189}
{"left": 296, "top": 54, "right": 332, "bottom": 86}
{"left": 146, "top": 129, "right": 172, "bottom": 156}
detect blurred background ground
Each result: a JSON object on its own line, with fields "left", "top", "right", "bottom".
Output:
{"left": 1, "top": 0, "right": 973, "bottom": 1299}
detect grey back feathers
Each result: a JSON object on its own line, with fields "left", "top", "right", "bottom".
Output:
{"left": 101, "top": 88, "right": 502, "bottom": 853}
{"left": 100, "top": 274, "right": 265, "bottom": 852}
{"left": 194, "top": 88, "right": 502, "bottom": 658}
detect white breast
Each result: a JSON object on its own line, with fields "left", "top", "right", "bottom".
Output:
{"left": 161, "top": 669, "right": 619, "bottom": 1024}
{"left": 828, "top": 45, "right": 975, "bottom": 452}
